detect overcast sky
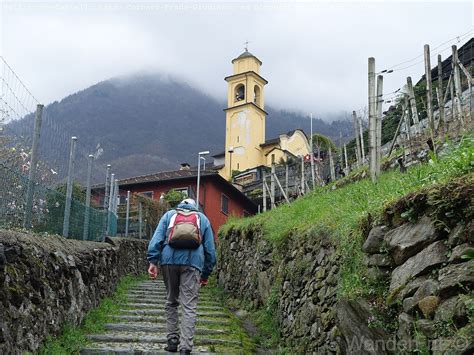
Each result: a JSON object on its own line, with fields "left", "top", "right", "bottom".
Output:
{"left": 1, "top": 0, "right": 472, "bottom": 119}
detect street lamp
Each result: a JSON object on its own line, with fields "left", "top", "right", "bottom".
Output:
{"left": 196, "top": 150, "right": 210, "bottom": 210}
{"left": 228, "top": 146, "right": 234, "bottom": 179}
{"left": 200, "top": 156, "right": 206, "bottom": 171}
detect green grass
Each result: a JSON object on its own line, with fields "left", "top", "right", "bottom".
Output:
{"left": 37, "top": 275, "right": 146, "bottom": 355}
{"left": 204, "top": 278, "right": 258, "bottom": 354}
{"left": 220, "top": 134, "right": 474, "bottom": 299}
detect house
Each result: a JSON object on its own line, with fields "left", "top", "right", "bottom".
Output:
{"left": 93, "top": 165, "right": 257, "bottom": 236}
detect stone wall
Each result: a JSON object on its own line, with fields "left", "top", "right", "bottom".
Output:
{"left": 218, "top": 175, "right": 473, "bottom": 353}
{"left": 218, "top": 229, "right": 341, "bottom": 353}
{"left": 0, "top": 230, "right": 148, "bottom": 353}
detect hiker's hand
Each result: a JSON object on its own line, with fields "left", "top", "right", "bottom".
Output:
{"left": 148, "top": 263, "right": 158, "bottom": 280}
{"left": 200, "top": 278, "right": 208, "bottom": 287}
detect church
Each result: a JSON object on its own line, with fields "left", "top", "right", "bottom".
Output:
{"left": 214, "top": 49, "right": 311, "bottom": 180}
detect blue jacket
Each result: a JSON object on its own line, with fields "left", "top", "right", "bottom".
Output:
{"left": 147, "top": 202, "right": 217, "bottom": 280}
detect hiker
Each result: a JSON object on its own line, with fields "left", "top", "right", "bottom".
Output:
{"left": 147, "top": 198, "right": 217, "bottom": 354}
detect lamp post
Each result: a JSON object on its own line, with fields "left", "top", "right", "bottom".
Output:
{"left": 228, "top": 146, "right": 234, "bottom": 180}
{"left": 196, "top": 150, "right": 210, "bottom": 210}
{"left": 200, "top": 156, "right": 206, "bottom": 171}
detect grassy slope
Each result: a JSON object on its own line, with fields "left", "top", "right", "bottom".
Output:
{"left": 220, "top": 134, "right": 474, "bottom": 299}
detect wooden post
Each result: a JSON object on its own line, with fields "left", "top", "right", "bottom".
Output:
{"left": 270, "top": 164, "right": 276, "bottom": 208}
{"left": 262, "top": 170, "right": 267, "bottom": 212}
{"left": 310, "top": 113, "right": 315, "bottom": 189}
{"left": 300, "top": 156, "right": 305, "bottom": 194}
{"left": 329, "top": 147, "right": 335, "bottom": 181}
{"left": 359, "top": 115, "right": 366, "bottom": 164}
{"left": 403, "top": 97, "right": 411, "bottom": 141}
{"left": 263, "top": 180, "right": 275, "bottom": 208}
{"left": 452, "top": 45, "right": 465, "bottom": 127}
{"left": 406, "top": 76, "right": 420, "bottom": 133}
{"left": 273, "top": 172, "right": 290, "bottom": 203}
{"left": 376, "top": 75, "right": 383, "bottom": 178}
{"left": 424, "top": 44, "right": 435, "bottom": 136}
{"left": 437, "top": 55, "right": 445, "bottom": 135}
{"left": 368, "top": 57, "right": 377, "bottom": 182}
{"left": 388, "top": 100, "right": 407, "bottom": 156}
{"left": 343, "top": 144, "right": 349, "bottom": 175}
{"left": 352, "top": 111, "right": 361, "bottom": 166}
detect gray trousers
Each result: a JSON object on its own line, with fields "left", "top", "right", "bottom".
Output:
{"left": 161, "top": 264, "right": 201, "bottom": 351}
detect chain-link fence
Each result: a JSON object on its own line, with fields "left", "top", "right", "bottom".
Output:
{"left": 0, "top": 163, "right": 117, "bottom": 241}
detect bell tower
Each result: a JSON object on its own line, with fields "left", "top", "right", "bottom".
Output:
{"left": 219, "top": 48, "right": 268, "bottom": 179}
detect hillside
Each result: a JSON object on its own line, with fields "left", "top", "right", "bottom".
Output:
{"left": 6, "top": 74, "right": 352, "bottom": 182}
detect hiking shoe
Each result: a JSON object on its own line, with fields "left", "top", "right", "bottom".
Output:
{"left": 179, "top": 350, "right": 191, "bottom": 355}
{"left": 164, "top": 337, "right": 179, "bottom": 352}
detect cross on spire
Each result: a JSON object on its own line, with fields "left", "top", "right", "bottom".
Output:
{"left": 244, "top": 40, "right": 250, "bottom": 52}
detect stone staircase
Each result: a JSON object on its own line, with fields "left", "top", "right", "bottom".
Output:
{"left": 81, "top": 280, "right": 247, "bottom": 354}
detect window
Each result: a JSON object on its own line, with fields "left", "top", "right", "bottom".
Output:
{"left": 254, "top": 85, "right": 261, "bottom": 106}
{"left": 221, "top": 194, "right": 229, "bottom": 215}
{"left": 175, "top": 187, "right": 189, "bottom": 197}
{"left": 271, "top": 154, "right": 275, "bottom": 164}
{"left": 140, "top": 191, "right": 153, "bottom": 199}
{"left": 237, "top": 136, "right": 240, "bottom": 143}
{"left": 235, "top": 84, "right": 245, "bottom": 102}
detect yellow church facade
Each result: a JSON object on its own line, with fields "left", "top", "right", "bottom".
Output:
{"left": 217, "top": 50, "right": 311, "bottom": 180}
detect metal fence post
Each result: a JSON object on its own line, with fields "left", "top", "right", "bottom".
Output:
{"left": 138, "top": 201, "right": 143, "bottom": 239}
{"left": 125, "top": 190, "right": 130, "bottom": 237}
{"left": 106, "top": 173, "right": 115, "bottom": 236}
{"left": 82, "top": 154, "right": 93, "bottom": 240}
{"left": 103, "top": 164, "right": 111, "bottom": 240}
{"left": 23, "top": 104, "right": 43, "bottom": 228}
{"left": 62, "top": 136, "right": 77, "bottom": 238}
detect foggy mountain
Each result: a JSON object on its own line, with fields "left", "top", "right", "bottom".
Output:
{"left": 7, "top": 74, "right": 353, "bottom": 182}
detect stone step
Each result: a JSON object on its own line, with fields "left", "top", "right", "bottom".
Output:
{"left": 123, "top": 303, "right": 224, "bottom": 311}
{"left": 125, "top": 293, "right": 219, "bottom": 302}
{"left": 113, "top": 315, "right": 231, "bottom": 326}
{"left": 125, "top": 297, "right": 222, "bottom": 306}
{"left": 119, "top": 309, "right": 228, "bottom": 318}
{"left": 81, "top": 344, "right": 215, "bottom": 354}
{"left": 104, "top": 323, "right": 227, "bottom": 335}
{"left": 86, "top": 333, "right": 240, "bottom": 346}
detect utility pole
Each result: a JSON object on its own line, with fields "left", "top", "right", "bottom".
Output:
{"left": 82, "top": 154, "right": 94, "bottom": 240}
{"left": 406, "top": 76, "right": 419, "bottom": 134}
{"left": 23, "top": 104, "right": 43, "bottom": 228}
{"left": 310, "top": 113, "right": 315, "bottom": 189}
{"left": 368, "top": 57, "right": 377, "bottom": 182}
{"left": 437, "top": 55, "right": 445, "bottom": 136}
{"left": 376, "top": 75, "right": 383, "bottom": 178}
{"left": 103, "top": 164, "right": 111, "bottom": 240}
{"left": 424, "top": 44, "right": 436, "bottom": 137}
{"left": 62, "top": 136, "right": 77, "bottom": 238}
{"left": 125, "top": 190, "right": 130, "bottom": 237}
{"left": 352, "top": 111, "right": 361, "bottom": 166}
{"left": 452, "top": 45, "right": 465, "bottom": 127}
